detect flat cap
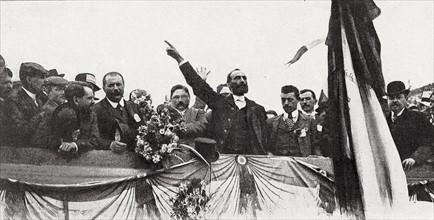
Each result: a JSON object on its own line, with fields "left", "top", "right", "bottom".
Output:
{"left": 44, "top": 76, "right": 69, "bottom": 86}
{"left": 19, "top": 62, "right": 49, "bottom": 77}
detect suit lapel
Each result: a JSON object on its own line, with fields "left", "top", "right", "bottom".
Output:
{"left": 225, "top": 94, "right": 237, "bottom": 108}
{"left": 183, "top": 108, "right": 192, "bottom": 123}
{"left": 19, "top": 89, "right": 39, "bottom": 112}
{"left": 103, "top": 98, "right": 127, "bottom": 123}
{"left": 294, "top": 111, "right": 306, "bottom": 127}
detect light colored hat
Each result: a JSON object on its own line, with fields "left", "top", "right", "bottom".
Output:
{"left": 44, "top": 76, "right": 68, "bottom": 86}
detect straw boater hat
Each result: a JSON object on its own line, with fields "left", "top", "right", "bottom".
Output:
{"left": 75, "top": 73, "right": 101, "bottom": 91}
{"left": 385, "top": 81, "right": 409, "bottom": 96}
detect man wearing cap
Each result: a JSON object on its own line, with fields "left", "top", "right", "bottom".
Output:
{"left": 5, "top": 62, "right": 48, "bottom": 147}
{"left": 385, "top": 81, "right": 434, "bottom": 171}
{"left": 265, "top": 85, "right": 321, "bottom": 157}
{"left": 37, "top": 69, "right": 65, "bottom": 105}
{"left": 40, "top": 76, "right": 69, "bottom": 114}
{"left": 169, "top": 84, "right": 207, "bottom": 147}
{"left": 166, "top": 41, "right": 267, "bottom": 155}
{"left": 32, "top": 81, "right": 100, "bottom": 153}
{"left": 31, "top": 77, "right": 69, "bottom": 148}
{"left": 92, "top": 72, "right": 143, "bottom": 153}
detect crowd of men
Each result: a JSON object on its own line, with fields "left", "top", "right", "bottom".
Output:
{"left": 1, "top": 43, "right": 433, "bottom": 171}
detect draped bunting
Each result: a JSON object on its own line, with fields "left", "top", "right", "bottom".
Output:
{"left": 0, "top": 149, "right": 336, "bottom": 219}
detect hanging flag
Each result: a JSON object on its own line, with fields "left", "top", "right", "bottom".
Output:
{"left": 326, "top": 0, "right": 408, "bottom": 219}
{"left": 285, "top": 38, "right": 326, "bottom": 66}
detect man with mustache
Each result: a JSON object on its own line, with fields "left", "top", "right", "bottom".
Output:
{"left": 92, "top": 72, "right": 143, "bottom": 153}
{"left": 169, "top": 84, "right": 207, "bottom": 147}
{"left": 32, "top": 81, "right": 100, "bottom": 153}
{"left": 300, "top": 89, "right": 318, "bottom": 119}
{"left": 265, "top": 85, "right": 321, "bottom": 156}
{"left": 166, "top": 41, "right": 267, "bottom": 155}
{"left": 385, "top": 81, "right": 433, "bottom": 171}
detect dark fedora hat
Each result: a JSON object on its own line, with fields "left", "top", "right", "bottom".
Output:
{"left": 194, "top": 137, "right": 219, "bottom": 163}
{"left": 48, "top": 69, "right": 65, "bottom": 77}
{"left": 386, "top": 81, "right": 409, "bottom": 96}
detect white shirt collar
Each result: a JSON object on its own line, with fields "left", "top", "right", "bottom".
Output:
{"left": 391, "top": 108, "right": 405, "bottom": 119}
{"left": 22, "top": 87, "right": 36, "bottom": 100}
{"left": 283, "top": 110, "right": 299, "bottom": 121}
{"left": 302, "top": 110, "right": 316, "bottom": 119}
{"left": 233, "top": 95, "right": 245, "bottom": 102}
{"left": 107, "top": 97, "right": 125, "bottom": 108}
{"left": 173, "top": 107, "right": 187, "bottom": 116}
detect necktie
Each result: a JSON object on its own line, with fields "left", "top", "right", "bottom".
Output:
{"left": 285, "top": 115, "right": 295, "bottom": 130}
{"left": 116, "top": 104, "right": 124, "bottom": 115}
{"left": 392, "top": 114, "right": 398, "bottom": 122}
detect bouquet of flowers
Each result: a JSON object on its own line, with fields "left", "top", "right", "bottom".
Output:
{"left": 170, "top": 178, "right": 210, "bottom": 220}
{"left": 130, "top": 89, "right": 154, "bottom": 121}
{"left": 135, "top": 100, "right": 186, "bottom": 166}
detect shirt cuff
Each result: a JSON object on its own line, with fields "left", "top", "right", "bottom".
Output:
{"left": 72, "top": 142, "right": 78, "bottom": 153}
{"left": 178, "top": 60, "right": 188, "bottom": 66}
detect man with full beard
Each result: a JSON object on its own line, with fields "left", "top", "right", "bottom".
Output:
{"left": 385, "top": 81, "right": 433, "bottom": 171}
{"left": 32, "top": 81, "right": 100, "bottom": 153}
{"left": 165, "top": 41, "right": 267, "bottom": 155}
{"left": 92, "top": 72, "right": 143, "bottom": 153}
{"left": 166, "top": 41, "right": 267, "bottom": 217}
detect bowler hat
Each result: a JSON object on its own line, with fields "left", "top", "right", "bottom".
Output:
{"left": 48, "top": 69, "right": 65, "bottom": 77}
{"left": 386, "top": 81, "right": 409, "bottom": 96}
{"left": 194, "top": 137, "right": 219, "bottom": 163}
{"left": 19, "top": 62, "right": 49, "bottom": 78}
{"left": 43, "top": 76, "right": 68, "bottom": 86}
{"left": 75, "top": 73, "right": 101, "bottom": 91}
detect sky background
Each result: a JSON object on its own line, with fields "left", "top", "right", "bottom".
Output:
{"left": 1, "top": 1, "right": 433, "bottom": 113}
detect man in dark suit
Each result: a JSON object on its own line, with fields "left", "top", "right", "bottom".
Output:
{"left": 6, "top": 62, "right": 48, "bottom": 147}
{"left": 92, "top": 72, "right": 143, "bottom": 153}
{"left": 385, "top": 81, "right": 433, "bottom": 171}
{"left": 32, "top": 81, "right": 100, "bottom": 154}
{"left": 168, "top": 84, "right": 207, "bottom": 147}
{"left": 265, "top": 85, "right": 321, "bottom": 157}
{"left": 165, "top": 41, "right": 267, "bottom": 155}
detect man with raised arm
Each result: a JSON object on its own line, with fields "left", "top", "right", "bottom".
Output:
{"left": 165, "top": 41, "right": 267, "bottom": 155}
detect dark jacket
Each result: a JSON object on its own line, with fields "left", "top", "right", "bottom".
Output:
{"left": 179, "top": 62, "right": 267, "bottom": 154}
{"left": 0, "top": 99, "right": 11, "bottom": 145}
{"left": 265, "top": 112, "right": 321, "bottom": 157}
{"left": 386, "top": 108, "right": 434, "bottom": 163}
{"left": 92, "top": 98, "right": 143, "bottom": 151}
{"left": 32, "top": 102, "right": 100, "bottom": 152}
{"left": 5, "top": 88, "right": 44, "bottom": 146}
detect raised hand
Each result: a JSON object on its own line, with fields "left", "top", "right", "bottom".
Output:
{"left": 402, "top": 158, "right": 415, "bottom": 171}
{"left": 165, "top": 40, "right": 184, "bottom": 64}
{"left": 195, "top": 67, "right": 211, "bottom": 81}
